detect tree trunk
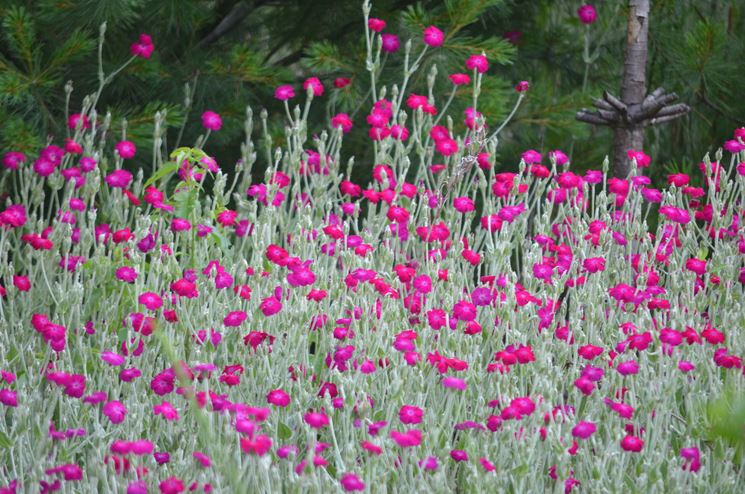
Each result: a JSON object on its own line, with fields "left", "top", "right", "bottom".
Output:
{"left": 613, "top": 0, "right": 650, "bottom": 177}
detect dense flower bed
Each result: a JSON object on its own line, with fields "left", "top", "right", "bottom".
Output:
{"left": 1, "top": 2, "right": 745, "bottom": 492}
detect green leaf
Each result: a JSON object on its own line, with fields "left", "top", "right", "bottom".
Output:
{"left": 143, "top": 161, "right": 180, "bottom": 188}
{"left": 277, "top": 422, "right": 292, "bottom": 441}
{"left": 2, "top": 6, "right": 38, "bottom": 69}
{"left": 0, "top": 431, "right": 12, "bottom": 449}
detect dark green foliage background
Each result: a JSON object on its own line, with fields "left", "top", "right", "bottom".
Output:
{"left": 1, "top": 0, "right": 743, "bottom": 186}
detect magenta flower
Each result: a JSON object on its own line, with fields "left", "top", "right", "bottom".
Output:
{"left": 259, "top": 296, "right": 282, "bottom": 317}
{"left": 368, "top": 18, "right": 386, "bottom": 32}
{"left": 331, "top": 113, "right": 353, "bottom": 134}
{"left": 381, "top": 33, "right": 400, "bottom": 53}
{"left": 274, "top": 85, "right": 295, "bottom": 101}
{"left": 390, "top": 429, "right": 422, "bottom": 448}
{"left": 0, "top": 389, "right": 18, "bottom": 407}
{"left": 442, "top": 376, "right": 467, "bottom": 391}
{"left": 304, "top": 411, "right": 329, "bottom": 429}
{"left": 101, "top": 351, "right": 126, "bottom": 366}
{"left": 115, "top": 140, "right": 137, "bottom": 159}
{"left": 2, "top": 151, "right": 25, "bottom": 170}
{"left": 303, "top": 77, "right": 325, "bottom": 97}
{"left": 450, "top": 449, "right": 468, "bottom": 462}
{"left": 102, "top": 400, "right": 127, "bottom": 424}
{"left": 153, "top": 401, "right": 180, "bottom": 421}
{"left": 620, "top": 435, "right": 644, "bottom": 452}
{"left": 115, "top": 266, "right": 138, "bottom": 283}
{"left": 449, "top": 73, "right": 470, "bottom": 85}
{"left": 577, "top": 5, "right": 597, "bottom": 24}
{"left": 680, "top": 446, "right": 701, "bottom": 472}
{"left": 266, "top": 389, "right": 291, "bottom": 407}
{"left": 201, "top": 110, "right": 222, "bottom": 131}
{"left": 465, "top": 54, "right": 489, "bottom": 73}
{"left": 340, "top": 473, "right": 366, "bottom": 492}
{"left": 399, "top": 405, "right": 424, "bottom": 425}
{"left": 105, "top": 169, "right": 133, "bottom": 189}
{"left": 138, "top": 291, "right": 163, "bottom": 311}
{"left": 515, "top": 80, "right": 529, "bottom": 92}
{"left": 130, "top": 34, "right": 154, "bottom": 59}
{"left": 571, "top": 421, "right": 597, "bottom": 440}
{"left": 423, "top": 26, "right": 444, "bottom": 47}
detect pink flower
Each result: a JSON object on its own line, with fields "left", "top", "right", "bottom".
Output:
{"left": 423, "top": 26, "right": 444, "bottom": 47}
{"left": 389, "top": 429, "right": 422, "bottom": 447}
{"left": 340, "top": 473, "right": 366, "bottom": 492}
{"left": 303, "top": 77, "right": 325, "bottom": 97}
{"left": 453, "top": 196, "right": 475, "bottom": 213}
{"left": 130, "top": 34, "right": 154, "bottom": 59}
{"left": 201, "top": 111, "right": 222, "bottom": 131}
{"left": 101, "top": 351, "right": 126, "bottom": 366}
{"left": 399, "top": 405, "right": 424, "bottom": 425}
{"left": 521, "top": 149, "right": 542, "bottom": 164}
{"left": 449, "top": 73, "right": 470, "bottom": 85}
{"left": 450, "top": 449, "right": 468, "bottom": 462}
{"left": 115, "top": 266, "right": 138, "bottom": 283}
{"left": 368, "top": 18, "right": 386, "bottom": 32}
{"left": 453, "top": 300, "right": 477, "bottom": 321}
{"left": 159, "top": 477, "right": 184, "bottom": 494}
{"left": 105, "top": 169, "right": 133, "bottom": 189}
{"left": 2, "top": 151, "right": 25, "bottom": 170}
{"left": 331, "top": 113, "right": 353, "bottom": 133}
{"left": 223, "top": 310, "right": 247, "bottom": 327}
{"left": 138, "top": 292, "right": 163, "bottom": 311}
{"left": 240, "top": 434, "right": 273, "bottom": 455}
{"left": 334, "top": 77, "right": 351, "bottom": 88}
{"left": 274, "top": 85, "right": 295, "bottom": 101}
{"left": 68, "top": 113, "right": 90, "bottom": 130}
{"left": 442, "top": 376, "right": 467, "bottom": 390}
{"left": 153, "top": 401, "right": 180, "bottom": 421}
{"left": 304, "top": 411, "right": 329, "bottom": 429}
{"left": 515, "top": 80, "right": 529, "bottom": 92}
{"left": 627, "top": 149, "right": 651, "bottom": 167}
{"left": 102, "top": 400, "right": 127, "bottom": 424}
{"left": 381, "top": 33, "right": 400, "bottom": 53}
{"left": 259, "top": 296, "right": 282, "bottom": 316}
{"left": 616, "top": 360, "right": 639, "bottom": 376}
{"left": 0, "top": 389, "right": 18, "bottom": 407}
{"left": 465, "top": 54, "right": 489, "bottom": 73}
{"left": 115, "top": 141, "right": 137, "bottom": 159}
{"left": 577, "top": 5, "right": 597, "bottom": 24}
{"left": 680, "top": 446, "right": 701, "bottom": 472}
{"left": 571, "top": 421, "right": 596, "bottom": 439}
{"left": 267, "top": 389, "right": 291, "bottom": 407}
{"left": 620, "top": 435, "right": 644, "bottom": 452}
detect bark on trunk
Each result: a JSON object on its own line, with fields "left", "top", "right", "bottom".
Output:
{"left": 613, "top": 0, "right": 650, "bottom": 177}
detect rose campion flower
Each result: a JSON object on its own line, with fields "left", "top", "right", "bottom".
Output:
{"left": 515, "top": 80, "right": 529, "bottom": 92}
{"left": 274, "top": 85, "right": 295, "bottom": 101}
{"left": 304, "top": 412, "right": 329, "bottom": 429}
{"left": 577, "top": 5, "right": 597, "bottom": 24}
{"left": 303, "top": 77, "right": 324, "bottom": 97}
{"left": 465, "top": 54, "right": 489, "bottom": 73}
{"left": 367, "top": 18, "right": 386, "bottom": 32}
{"left": 201, "top": 111, "right": 222, "bottom": 131}
{"left": 130, "top": 34, "right": 154, "bottom": 58}
{"left": 340, "top": 473, "right": 365, "bottom": 492}
{"left": 620, "top": 435, "right": 644, "bottom": 452}
{"left": 267, "top": 389, "right": 291, "bottom": 407}
{"left": 102, "top": 400, "right": 127, "bottom": 424}
{"left": 105, "top": 169, "right": 133, "bottom": 189}
{"left": 381, "top": 33, "right": 400, "bottom": 53}
{"left": 423, "top": 26, "right": 444, "bottom": 47}
{"left": 115, "top": 141, "right": 137, "bottom": 159}
{"left": 571, "top": 421, "right": 596, "bottom": 439}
